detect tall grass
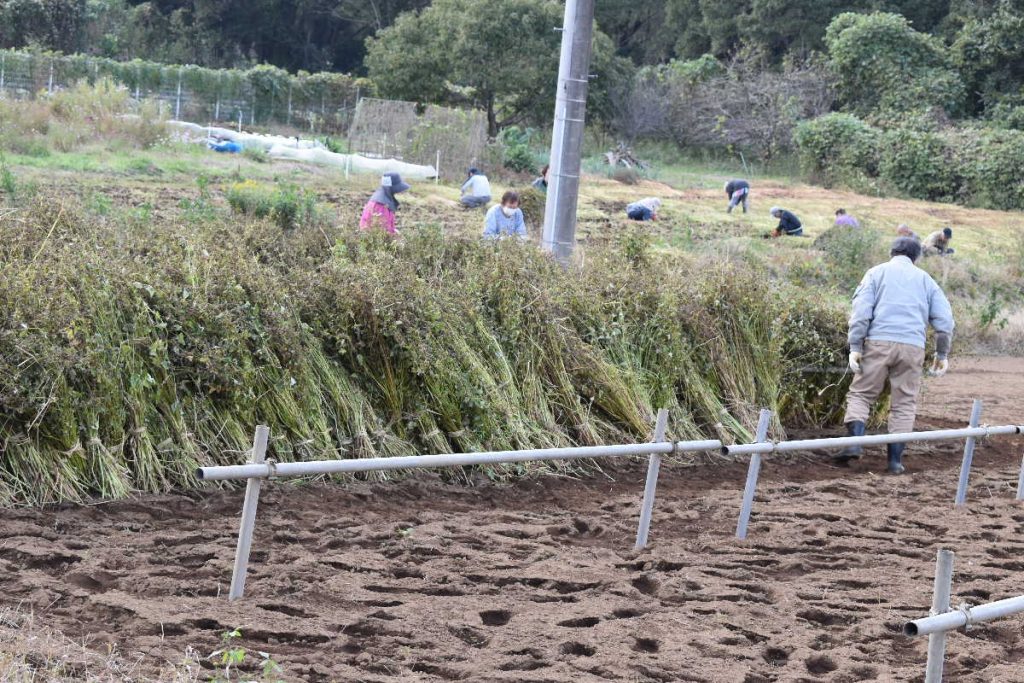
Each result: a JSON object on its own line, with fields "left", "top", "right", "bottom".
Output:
{"left": 0, "top": 196, "right": 849, "bottom": 505}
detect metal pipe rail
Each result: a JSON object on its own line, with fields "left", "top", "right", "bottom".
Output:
{"left": 905, "top": 595, "right": 1024, "bottom": 637}
{"left": 204, "top": 404, "right": 1024, "bottom": 600}
{"left": 721, "top": 425, "right": 1022, "bottom": 457}
{"left": 197, "top": 439, "right": 724, "bottom": 481}
{"left": 904, "top": 549, "right": 1024, "bottom": 682}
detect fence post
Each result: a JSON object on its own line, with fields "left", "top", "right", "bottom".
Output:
{"left": 435, "top": 150, "right": 441, "bottom": 184}
{"left": 238, "top": 109, "right": 243, "bottom": 133}
{"left": 634, "top": 408, "right": 670, "bottom": 550}
{"left": 287, "top": 83, "right": 292, "bottom": 126}
{"left": 214, "top": 72, "right": 222, "bottom": 121}
{"left": 229, "top": 425, "right": 270, "bottom": 601}
{"left": 736, "top": 409, "right": 773, "bottom": 540}
{"left": 954, "top": 399, "right": 983, "bottom": 507}
{"left": 1, "top": 53, "right": 5, "bottom": 94}
{"left": 174, "top": 68, "right": 182, "bottom": 120}
{"left": 47, "top": 59, "right": 54, "bottom": 94}
{"left": 1016, "top": 454, "right": 1024, "bottom": 502}
{"left": 924, "top": 549, "right": 955, "bottom": 683}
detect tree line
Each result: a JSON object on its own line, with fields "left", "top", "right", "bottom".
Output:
{"left": 5, "top": 0, "right": 1024, "bottom": 207}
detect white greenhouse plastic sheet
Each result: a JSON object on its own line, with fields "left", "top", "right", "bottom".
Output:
{"left": 167, "top": 120, "right": 438, "bottom": 179}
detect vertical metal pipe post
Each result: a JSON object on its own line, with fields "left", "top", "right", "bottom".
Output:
{"left": 435, "top": 150, "right": 441, "bottom": 184}
{"left": 634, "top": 409, "right": 670, "bottom": 550}
{"left": 2, "top": 54, "right": 7, "bottom": 93}
{"left": 175, "top": 69, "right": 182, "bottom": 120}
{"left": 1017, "top": 454, "right": 1024, "bottom": 502}
{"left": 229, "top": 425, "right": 270, "bottom": 601}
{"left": 736, "top": 409, "right": 773, "bottom": 540}
{"left": 924, "top": 549, "right": 955, "bottom": 683}
{"left": 541, "top": 0, "right": 595, "bottom": 264}
{"left": 954, "top": 399, "right": 983, "bottom": 507}
{"left": 47, "top": 59, "right": 54, "bottom": 94}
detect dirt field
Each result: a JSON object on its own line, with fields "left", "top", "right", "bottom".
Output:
{"left": 2, "top": 357, "right": 1023, "bottom": 682}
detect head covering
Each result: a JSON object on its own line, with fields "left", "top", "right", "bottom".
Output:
{"left": 943, "top": 227, "right": 953, "bottom": 238}
{"left": 769, "top": 206, "right": 781, "bottom": 216}
{"left": 369, "top": 172, "right": 410, "bottom": 212}
{"left": 468, "top": 167, "right": 480, "bottom": 177}
{"left": 891, "top": 236, "right": 922, "bottom": 262}
{"left": 638, "top": 197, "right": 661, "bottom": 212}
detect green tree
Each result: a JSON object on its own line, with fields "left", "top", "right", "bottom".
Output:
{"left": 0, "top": 0, "right": 88, "bottom": 53}
{"left": 952, "top": 0, "right": 1024, "bottom": 117}
{"left": 824, "top": 12, "right": 965, "bottom": 118}
{"left": 366, "top": 0, "right": 622, "bottom": 136}
{"left": 595, "top": 0, "right": 674, "bottom": 64}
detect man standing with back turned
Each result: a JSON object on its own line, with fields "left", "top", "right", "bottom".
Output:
{"left": 835, "top": 236, "right": 955, "bottom": 474}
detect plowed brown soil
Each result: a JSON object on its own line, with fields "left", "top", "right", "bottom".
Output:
{"left": 2, "top": 358, "right": 1023, "bottom": 682}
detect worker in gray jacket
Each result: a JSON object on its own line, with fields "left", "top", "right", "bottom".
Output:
{"left": 836, "top": 236, "right": 954, "bottom": 474}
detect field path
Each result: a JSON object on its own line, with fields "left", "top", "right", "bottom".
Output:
{"left": 1, "top": 358, "right": 1023, "bottom": 682}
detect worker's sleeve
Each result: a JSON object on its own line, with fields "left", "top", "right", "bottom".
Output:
{"left": 461, "top": 178, "right": 472, "bottom": 193}
{"left": 514, "top": 210, "right": 527, "bottom": 237}
{"left": 847, "top": 271, "right": 877, "bottom": 353}
{"left": 482, "top": 209, "right": 499, "bottom": 239}
{"left": 928, "top": 282, "right": 955, "bottom": 359}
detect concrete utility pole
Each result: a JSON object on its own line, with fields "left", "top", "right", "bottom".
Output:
{"left": 541, "top": 0, "right": 595, "bottom": 263}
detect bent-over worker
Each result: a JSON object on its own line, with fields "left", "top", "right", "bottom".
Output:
{"left": 836, "top": 236, "right": 955, "bottom": 474}
{"left": 896, "top": 224, "right": 919, "bottom": 241}
{"left": 923, "top": 227, "right": 954, "bottom": 256}
{"left": 769, "top": 207, "right": 802, "bottom": 237}
{"left": 834, "top": 208, "right": 859, "bottom": 228}
{"left": 360, "top": 172, "right": 410, "bottom": 235}
{"left": 725, "top": 179, "right": 750, "bottom": 214}
{"left": 626, "top": 197, "right": 661, "bottom": 221}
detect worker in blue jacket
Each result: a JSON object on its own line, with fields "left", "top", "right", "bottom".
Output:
{"left": 835, "top": 236, "right": 955, "bottom": 473}
{"left": 483, "top": 191, "right": 527, "bottom": 239}
{"left": 769, "top": 207, "right": 802, "bottom": 236}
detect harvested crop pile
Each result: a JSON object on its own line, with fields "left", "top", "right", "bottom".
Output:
{"left": 0, "top": 199, "right": 848, "bottom": 504}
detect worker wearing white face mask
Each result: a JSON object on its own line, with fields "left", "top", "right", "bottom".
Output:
{"left": 483, "top": 190, "right": 528, "bottom": 239}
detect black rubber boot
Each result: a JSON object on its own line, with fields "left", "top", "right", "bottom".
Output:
{"left": 834, "top": 421, "right": 866, "bottom": 464}
{"left": 887, "top": 442, "right": 906, "bottom": 474}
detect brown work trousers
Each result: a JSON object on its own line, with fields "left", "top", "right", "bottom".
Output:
{"left": 844, "top": 340, "right": 926, "bottom": 433}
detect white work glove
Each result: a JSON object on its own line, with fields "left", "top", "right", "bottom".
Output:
{"left": 848, "top": 351, "right": 863, "bottom": 374}
{"left": 929, "top": 358, "right": 949, "bottom": 377}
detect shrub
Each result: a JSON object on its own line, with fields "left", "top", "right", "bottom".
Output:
{"left": 226, "top": 180, "right": 274, "bottom": 218}
{"left": 954, "top": 127, "right": 1024, "bottom": 210}
{"left": 878, "top": 127, "right": 959, "bottom": 202}
{"left": 226, "top": 180, "right": 318, "bottom": 230}
{"left": 813, "top": 225, "right": 886, "bottom": 292}
{"left": 516, "top": 186, "right": 545, "bottom": 233}
{"left": 498, "top": 126, "right": 537, "bottom": 173}
{"left": 794, "top": 113, "right": 880, "bottom": 186}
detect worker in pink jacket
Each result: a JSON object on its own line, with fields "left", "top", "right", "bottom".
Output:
{"left": 360, "top": 172, "right": 410, "bottom": 234}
